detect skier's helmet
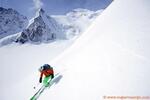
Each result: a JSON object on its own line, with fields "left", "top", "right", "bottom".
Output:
{"left": 39, "top": 64, "right": 51, "bottom": 72}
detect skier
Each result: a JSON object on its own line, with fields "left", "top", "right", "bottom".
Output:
{"left": 39, "top": 64, "right": 54, "bottom": 87}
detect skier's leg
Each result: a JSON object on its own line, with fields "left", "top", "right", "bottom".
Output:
{"left": 43, "top": 75, "right": 52, "bottom": 87}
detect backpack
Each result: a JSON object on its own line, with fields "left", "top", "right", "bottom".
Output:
{"left": 43, "top": 64, "right": 53, "bottom": 70}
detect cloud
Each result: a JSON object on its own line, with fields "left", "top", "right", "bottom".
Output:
{"left": 33, "top": 0, "right": 43, "bottom": 10}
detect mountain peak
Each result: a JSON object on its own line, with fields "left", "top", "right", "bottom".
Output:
{"left": 35, "top": 8, "right": 45, "bottom": 17}
{"left": 39, "top": 8, "right": 45, "bottom": 14}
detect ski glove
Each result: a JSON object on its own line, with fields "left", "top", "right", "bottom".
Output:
{"left": 51, "top": 74, "right": 54, "bottom": 79}
{"left": 39, "top": 77, "right": 42, "bottom": 83}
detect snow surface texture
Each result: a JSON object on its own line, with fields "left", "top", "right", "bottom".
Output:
{"left": 0, "top": 8, "right": 102, "bottom": 46}
{"left": 0, "top": 0, "right": 150, "bottom": 100}
{"left": 42, "top": 0, "right": 150, "bottom": 99}
{"left": 0, "top": 7, "right": 28, "bottom": 39}
{"left": 0, "top": 40, "right": 74, "bottom": 100}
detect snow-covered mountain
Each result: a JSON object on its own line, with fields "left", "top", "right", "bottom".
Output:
{"left": 53, "top": 8, "right": 103, "bottom": 39}
{"left": 15, "top": 8, "right": 62, "bottom": 44}
{"left": 0, "top": 7, "right": 28, "bottom": 39}
{"left": 0, "top": 8, "right": 102, "bottom": 45}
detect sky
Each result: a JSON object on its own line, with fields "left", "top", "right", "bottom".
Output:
{"left": 0, "top": 0, "right": 112, "bottom": 19}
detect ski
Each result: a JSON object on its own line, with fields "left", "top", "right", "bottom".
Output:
{"left": 30, "top": 73, "right": 60, "bottom": 100}
{"left": 30, "top": 85, "right": 46, "bottom": 100}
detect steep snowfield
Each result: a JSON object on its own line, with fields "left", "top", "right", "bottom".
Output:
{"left": 0, "top": 40, "right": 74, "bottom": 100}
{"left": 0, "top": 0, "right": 150, "bottom": 100}
{"left": 40, "top": 0, "right": 150, "bottom": 99}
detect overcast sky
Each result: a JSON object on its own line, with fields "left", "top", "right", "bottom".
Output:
{"left": 0, "top": 0, "right": 112, "bottom": 18}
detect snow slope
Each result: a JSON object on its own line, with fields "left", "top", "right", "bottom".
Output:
{"left": 0, "top": 40, "right": 74, "bottom": 100}
{"left": 40, "top": 0, "right": 150, "bottom": 99}
{"left": 0, "top": 0, "right": 150, "bottom": 100}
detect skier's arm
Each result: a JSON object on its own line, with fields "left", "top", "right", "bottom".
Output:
{"left": 52, "top": 70, "right": 54, "bottom": 78}
{"left": 49, "top": 69, "right": 54, "bottom": 78}
{"left": 39, "top": 72, "right": 43, "bottom": 83}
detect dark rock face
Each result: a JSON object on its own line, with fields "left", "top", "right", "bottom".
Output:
{"left": 16, "top": 9, "right": 58, "bottom": 44}
{"left": 0, "top": 7, "right": 28, "bottom": 38}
